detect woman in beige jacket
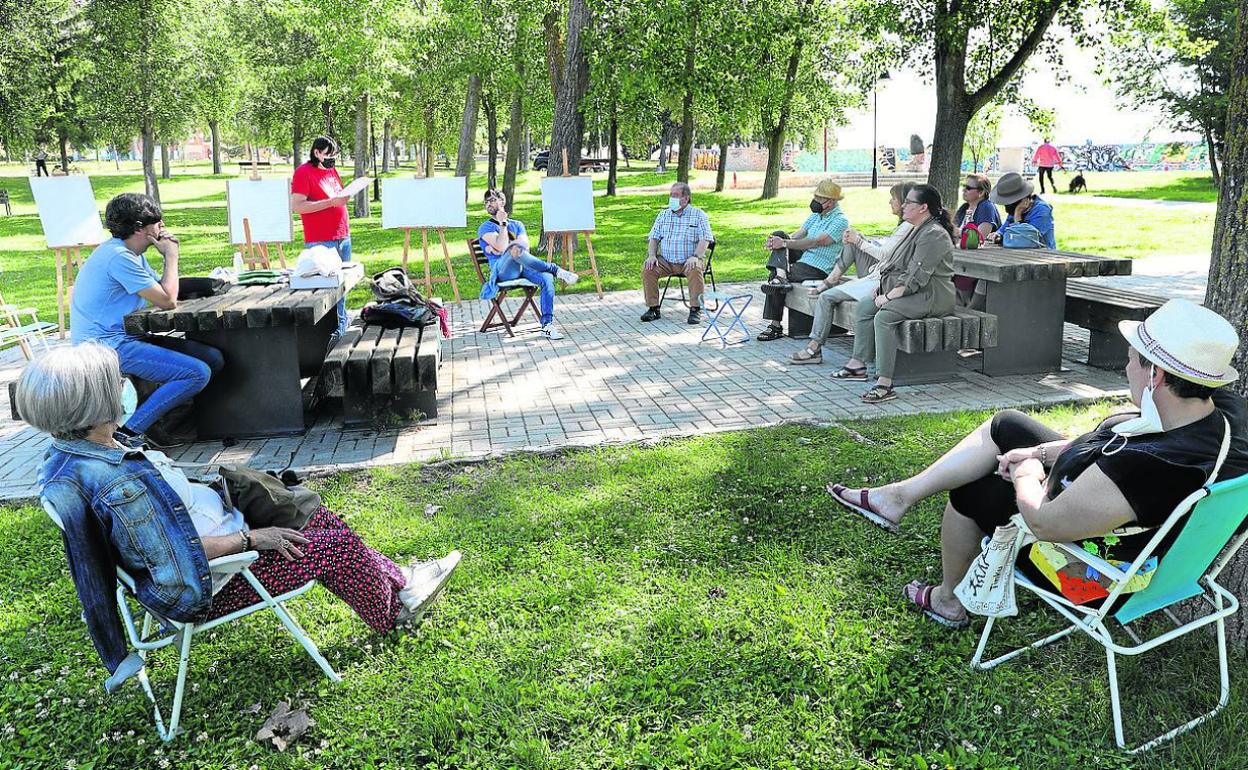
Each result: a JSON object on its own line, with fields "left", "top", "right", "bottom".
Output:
{"left": 834, "top": 184, "right": 956, "bottom": 403}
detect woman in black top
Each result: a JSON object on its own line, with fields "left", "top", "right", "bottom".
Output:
{"left": 827, "top": 299, "right": 1248, "bottom": 627}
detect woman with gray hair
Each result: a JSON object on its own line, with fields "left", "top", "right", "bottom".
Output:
{"left": 18, "top": 343, "right": 460, "bottom": 693}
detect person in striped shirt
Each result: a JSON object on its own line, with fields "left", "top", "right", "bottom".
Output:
{"left": 641, "top": 182, "right": 714, "bottom": 325}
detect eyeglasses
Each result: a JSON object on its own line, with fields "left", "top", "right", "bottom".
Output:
{"left": 902, "top": 198, "right": 921, "bottom": 206}
{"left": 962, "top": 185, "right": 983, "bottom": 191}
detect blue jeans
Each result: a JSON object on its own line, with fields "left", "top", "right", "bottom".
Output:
{"left": 493, "top": 250, "right": 558, "bottom": 325}
{"left": 307, "top": 237, "right": 353, "bottom": 335}
{"left": 114, "top": 335, "right": 225, "bottom": 433}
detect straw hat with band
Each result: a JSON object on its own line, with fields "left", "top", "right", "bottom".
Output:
{"left": 813, "top": 179, "right": 844, "bottom": 201}
{"left": 1118, "top": 299, "right": 1239, "bottom": 388}
{"left": 989, "top": 172, "right": 1034, "bottom": 206}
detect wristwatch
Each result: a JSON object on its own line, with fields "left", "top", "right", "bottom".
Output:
{"left": 238, "top": 528, "right": 251, "bottom": 551}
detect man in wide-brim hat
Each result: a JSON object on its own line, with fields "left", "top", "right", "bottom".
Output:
{"left": 756, "top": 179, "right": 851, "bottom": 342}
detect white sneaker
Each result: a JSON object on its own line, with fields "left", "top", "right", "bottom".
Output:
{"left": 556, "top": 268, "right": 579, "bottom": 285}
{"left": 397, "top": 550, "right": 462, "bottom": 625}
{"left": 541, "top": 323, "right": 564, "bottom": 340}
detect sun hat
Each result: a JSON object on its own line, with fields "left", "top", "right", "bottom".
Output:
{"left": 813, "top": 179, "right": 843, "bottom": 201}
{"left": 989, "top": 172, "right": 1033, "bottom": 205}
{"left": 1118, "top": 299, "right": 1239, "bottom": 388}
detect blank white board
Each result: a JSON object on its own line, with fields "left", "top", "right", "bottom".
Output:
{"left": 541, "top": 177, "right": 595, "bottom": 232}
{"left": 381, "top": 177, "right": 467, "bottom": 229}
{"left": 29, "top": 176, "right": 106, "bottom": 248}
{"left": 227, "top": 178, "right": 293, "bottom": 244}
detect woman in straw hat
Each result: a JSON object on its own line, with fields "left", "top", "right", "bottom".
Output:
{"left": 827, "top": 299, "right": 1248, "bottom": 628}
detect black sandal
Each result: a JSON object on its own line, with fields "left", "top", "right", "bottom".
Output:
{"left": 830, "top": 365, "right": 867, "bottom": 380}
{"left": 756, "top": 326, "right": 785, "bottom": 342}
{"left": 861, "top": 384, "right": 897, "bottom": 403}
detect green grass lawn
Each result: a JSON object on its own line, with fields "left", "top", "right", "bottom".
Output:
{"left": 0, "top": 161, "right": 1215, "bottom": 332}
{"left": 1074, "top": 171, "right": 1219, "bottom": 204}
{"left": 2, "top": 405, "right": 1246, "bottom": 768}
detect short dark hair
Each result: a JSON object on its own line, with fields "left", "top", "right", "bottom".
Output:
{"left": 1129, "top": 348, "right": 1218, "bottom": 400}
{"left": 483, "top": 188, "right": 504, "bottom": 203}
{"left": 309, "top": 136, "right": 338, "bottom": 166}
{"left": 104, "top": 193, "right": 162, "bottom": 239}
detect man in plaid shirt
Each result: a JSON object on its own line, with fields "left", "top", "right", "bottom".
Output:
{"left": 641, "top": 182, "right": 714, "bottom": 325}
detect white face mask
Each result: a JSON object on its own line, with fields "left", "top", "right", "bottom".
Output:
{"left": 119, "top": 379, "right": 138, "bottom": 427}
{"left": 668, "top": 197, "right": 682, "bottom": 212}
{"left": 1112, "top": 365, "right": 1164, "bottom": 437}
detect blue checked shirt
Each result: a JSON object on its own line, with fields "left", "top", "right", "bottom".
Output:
{"left": 647, "top": 204, "right": 713, "bottom": 265}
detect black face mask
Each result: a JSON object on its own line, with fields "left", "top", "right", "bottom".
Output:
{"left": 321, "top": 156, "right": 337, "bottom": 169}
{"left": 809, "top": 198, "right": 824, "bottom": 214}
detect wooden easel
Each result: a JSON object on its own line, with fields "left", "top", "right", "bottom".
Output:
{"left": 235, "top": 165, "right": 287, "bottom": 270}
{"left": 401, "top": 225, "right": 461, "bottom": 303}
{"left": 53, "top": 244, "right": 89, "bottom": 339}
{"left": 546, "top": 149, "right": 604, "bottom": 299}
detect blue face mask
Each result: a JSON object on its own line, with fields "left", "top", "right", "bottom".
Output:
{"left": 119, "top": 379, "right": 138, "bottom": 427}
{"left": 668, "top": 197, "right": 682, "bottom": 212}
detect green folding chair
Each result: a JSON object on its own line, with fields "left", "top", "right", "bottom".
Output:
{"left": 969, "top": 472, "right": 1248, "bottom": 753}
{"left": 43, "top": 500, "right": 342, "bottom": 741}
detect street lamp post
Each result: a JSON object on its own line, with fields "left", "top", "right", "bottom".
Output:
{"left": 871, "top": 72, "right": 890, "bottom": 190}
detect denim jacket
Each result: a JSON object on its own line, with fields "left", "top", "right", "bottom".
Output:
{"left": 38, "top": 437, "right": 213, "bottom": 693}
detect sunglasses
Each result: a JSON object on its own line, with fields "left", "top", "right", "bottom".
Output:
{"left": 962, "top": 185, "right": 983, "bottom": 191}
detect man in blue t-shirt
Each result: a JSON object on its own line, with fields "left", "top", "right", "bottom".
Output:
{"left": 70, "top": 193, "right": 223, "bottom": 446}
{"left": 476, "top": 189, "right": 579, "bottom": 340}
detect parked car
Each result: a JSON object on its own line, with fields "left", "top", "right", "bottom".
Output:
{"left": 531, "top": 150, "right": 607, "bottom": 173}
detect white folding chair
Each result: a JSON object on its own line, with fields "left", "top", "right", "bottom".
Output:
{"left": 43, "top": 500, "right": 341, "bottom": 741}
{"left": 969, "top": 473, "right": 1248, "bottom": 753}
{"left": 0, "top": 290, "right": 58, "bottom": 360}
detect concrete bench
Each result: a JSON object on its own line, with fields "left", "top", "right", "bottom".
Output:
{"left": 1065, "top": 280, "right": 1164, "bottom": 369}
{"left": 785, "top": 282, "right": 999, "bottom": 383}
{"left": 320, "top": 322, "right": 442, "bottom": 426}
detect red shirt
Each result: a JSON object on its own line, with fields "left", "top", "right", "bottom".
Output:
{"left": 291, "top": 162, "right": 349, "bottom": 243}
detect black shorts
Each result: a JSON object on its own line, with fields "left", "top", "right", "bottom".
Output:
{"left": 947, "top": 409, "right": 1064, "bottom": 535}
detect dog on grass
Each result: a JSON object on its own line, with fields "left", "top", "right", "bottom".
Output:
{"left": 1068, "top": 170, "right": 1088, "bottom": 194}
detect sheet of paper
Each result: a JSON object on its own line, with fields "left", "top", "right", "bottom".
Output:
{"left": 227, "top": 178, "right": 293, "bottom": 244}
{"left": 541, "top": 176, "right": 595, "bottom": 232}
{"left": 830, "top": 276, "right": 880, "bottom": 302}
{"left": 340, "top": 176, "right": 372, "bottom": 198}
{"left": 29, "top": 176, "right": 106, "bottom": 248}
{"left": 381, "top": 177, "right": 467, "bottom": 229}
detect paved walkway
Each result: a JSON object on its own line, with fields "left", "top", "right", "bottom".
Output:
{"left": 0, "top": 256, "right": 1207, "bottom": 502}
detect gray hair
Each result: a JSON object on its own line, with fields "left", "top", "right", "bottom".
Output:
{"left": 671, "top": 182, "right": 692, "bottom": 200}
{"left": 15, "top": 343, "right": 125, "bottom": 439}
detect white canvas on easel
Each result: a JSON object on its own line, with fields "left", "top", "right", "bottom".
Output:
{"left": 541, "top": 176, "right": 595, "bottom": 233}
{"left": 29, "top": 176, "right": 106, "bottom": 248}
{"left": 381, "top": 177, "right": 467, "bottom": 229}
{"left": 226, "top": 177, "right": 293, "bottom": 244}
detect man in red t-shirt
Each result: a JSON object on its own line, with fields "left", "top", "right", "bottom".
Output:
{"left": 291, "top": 136, "right": 353, "bottom": 335}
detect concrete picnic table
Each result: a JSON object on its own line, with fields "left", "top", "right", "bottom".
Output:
{"left": 123, "top": 278, "right": 356, "bottom": 440}
{"left": 952, "top": 246, "right": 1132, "bottom": 376}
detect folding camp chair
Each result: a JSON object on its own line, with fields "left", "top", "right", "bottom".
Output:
{"left": 467, "top": 237, "right": 541, "bottom": 336}
{"left": 0, "top": 285, "right": 58, "bottom": 360}
{"left": 658, "top": 241, "right": 719, "bottom": 311}
{"left": 969, "top": 472, "right": 1248, "bottom": 753}
{"left": 42, "top": 500, "right": 341, "bottom": 742}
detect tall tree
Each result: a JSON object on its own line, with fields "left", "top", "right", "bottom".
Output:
{"left": 963, "top": 102, "right": 1003, "bottom": 173}
{"left": 83, "top": 0, "right": 203, "bottom": 205}
{"left": 547, "top": 0, "right": 590, "bottom": 178}
{"left": 851, "top": 0, "right": 1122, "bottom": 201}
{"left": 455, "top": 74, "right": 482, "bottom": 182}
{"left": 1100, "top": 0, "right": 1235, "bottom": 185}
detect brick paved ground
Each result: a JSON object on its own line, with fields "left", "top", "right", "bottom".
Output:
{"left": 0, "top": 256, "right": 1205, "bottom": 502}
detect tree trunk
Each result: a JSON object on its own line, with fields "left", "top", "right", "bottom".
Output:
{"left": 715, "top": 136, "right": 728, "bottom": 192}
{"left": 929, "top": 94, "right": 973, "bottom": 203}
{"left": 141, "top": 121, "right": 160, "bottom": 205}
{"left": 543, "top": 9, "right": 564, "bottom": 100}
{"left": 424, "top": 106, "right": 436, "bottom": 177}
{"left": 353, "top": 93, "right": 370, "bottom": 218}
{"left": 676, "top": 36, "right": 696, "bottom": 184}
{"left": 209, "top": 119, "right": 222, "bottom": 174}
{"left": 485, "top": 96, "right": 498, "bottom": 188}
{"left": 112, "top": 142, "right": 120, "bottom": 170}
{"left": 606, "top": 105, "right": 619, "bottom": 196}
{"left": 503, "top": 69, "right": 524, "bottom": 204}
{"left": 762, "top": 40, "right": 803, "bottom": 200}
{"left": 547, "top": 0, "right": 590, "bottom": 178}
{"left": 1206, "top": 0, "right": 1248, "bottom": 646}
{"left": 160, "top": 140, "right": 171, "bottom": 180}
{"left": 1204, "top": 122, "right": 1222, "bottom": 187}
{"left": 456, "top": 74, "right": 482, "bottom": 185}
{"left": 57, "top": 128, "right": 69, "bottom": 173}
{"left": 382, "top": 120, "right": 392, "bottom": 173}
{"left": 322, "top": 99, "right": 333, "bottom": 136}
{"left": 293, "top": 118, "right": 303, "bottom": 167}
